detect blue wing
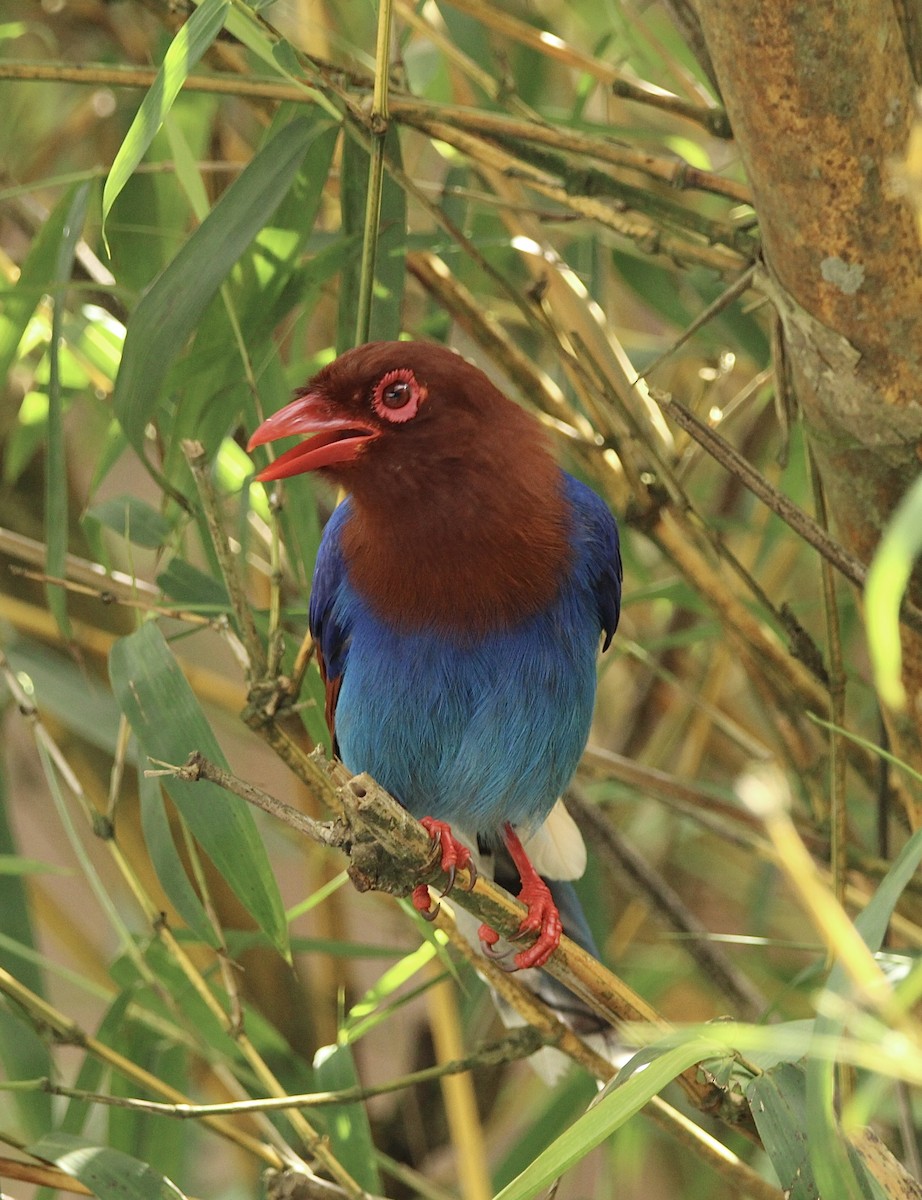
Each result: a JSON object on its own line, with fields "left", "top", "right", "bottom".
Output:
{"left": 564, "top": 473, "right": 622, "bottom": 651}
{"left": 308, "top": 499, "right": 355, "bottom": 747}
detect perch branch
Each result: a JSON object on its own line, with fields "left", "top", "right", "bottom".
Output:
{"left": 152, "top": 752, "right": 756, "bottom": 1134}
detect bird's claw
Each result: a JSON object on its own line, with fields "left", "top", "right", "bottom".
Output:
{"left": 419, "top": 817, "right": 475, "bottom": 898}
{"left": 411, "top": 883, "right": 440, "bottom": 921}
{"left": 442, "top": 857, "right": 477, "bottom": 898}
{"left": 508, "top": 878, "right": 562, "bottom": 970}
{"left": 478, "top": 923, "right": 513, "bottom": 963}
{"left": 476, "top": 879, "right": 562, "bottom": 971}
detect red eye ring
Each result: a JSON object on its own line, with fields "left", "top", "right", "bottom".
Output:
{"left": 372, "top": 368, "right": 426, "bottom": 424}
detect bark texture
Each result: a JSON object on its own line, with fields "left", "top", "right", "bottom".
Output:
{"left": 695, "top": 0, "right": 922, "bottom": 750}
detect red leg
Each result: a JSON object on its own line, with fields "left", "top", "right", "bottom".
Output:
{"left": 412, "top": 818, "right": 477, "bottom": 920}
{"left": 479, "top": 823, "right": 562, "bottom": 970}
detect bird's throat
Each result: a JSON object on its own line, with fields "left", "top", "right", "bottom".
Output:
{"left": 340, "top": 473, "right": 573, "bottom": 636}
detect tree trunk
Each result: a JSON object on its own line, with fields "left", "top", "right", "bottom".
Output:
{"left": 694, "top": 0, "right": 922, "bottom": 767}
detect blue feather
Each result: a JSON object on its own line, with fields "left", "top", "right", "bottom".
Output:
{"left": 310, "top": 472, "right": 621, "bottom": 845}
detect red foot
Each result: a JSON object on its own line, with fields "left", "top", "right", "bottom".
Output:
{"left": 420, "top": 818, "right": 471, "bottom": 875}
{"left": 478, "top": 824, "right": 563, "bottom": 971}
{"left": 412, "top": 818, "right": 476, "bottom": 920}
{"left": 420, "top": 817, "right": 474, "bottom": 886}
{"left": 412, "top": 882, "right": 438, "bottom": 920}
{"left": 510, "top": 872, "right": 562, "bottom": 969}
{"left": 478, "top": 923, "right": 500, "bottom": 951}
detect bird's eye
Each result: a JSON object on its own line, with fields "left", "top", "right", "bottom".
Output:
{"left": 372, "top": 368, "right": 426, "bottom": 424}
{"left": 382, "top": 381, "right": 410, "bottom": 408}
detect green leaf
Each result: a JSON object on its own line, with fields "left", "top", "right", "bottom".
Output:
{"left": 163, "top": 111, "right": 211, "bottom": 221}
{"left": 855, "top": 823, "right": 922, "bottom": 950}
{"left": 0, "top": 195, "right": 69, "bottom": 385}
{"left": 138, "top": 766, "right": 219, "bottom": 947}
{"left": 102, "top": 0, "right": 230, "bottom": 233}
{"left": 28, "top": 1132, "right": 187, "bottom": 1200}
{"left": 747, "top": 1063, "right": 818, "bottom": 1200}
{"left": 153, "top": 112, "right": 339, "bottom": 481}
{"left": 800, "top": 819, "right": 922, "bottom": 1200}
{"left": 112, "top": 116, "right": 320, "bottom": 462}
{"left": 313, "top": 1042, "right": 382, "bottom": 1193}
{"left": 494, "top": 1037, "right": 724, "bottom": 1200}
{"left": 46, "top": 181, "right": 91, "bottom": 639}
{"left": 0, "top": 763, "right": 44, "bottom": 1000}
{"left": 865, "top": 472, "right": 922, "bottom": 708}
{"left": 0, "top": 1005, "right": 53, "bottom": 1139}
{"left": 84, "top": 495, "right": 173, "bottom": 548}
{"left": 0, "top": 855, "right": 68, "bottom": 875}
{"left": 108, "top": 622, "right": 288, "bottom": 956}
{"left": 7, "top": 640, "right": 129, "bottom": 759}
{"left": 58, "top": 990, "right": 135, "bottom": 1136}
{"left": 156, "top": 558, "right": 230, "bottom": 609}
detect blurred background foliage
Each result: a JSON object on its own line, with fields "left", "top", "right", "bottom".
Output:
{"left": 1, "top": 1, "right": 922, "bottom": 1199}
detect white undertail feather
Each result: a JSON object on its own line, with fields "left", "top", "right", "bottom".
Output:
{"left": 523, "top": 799, "right": 587, "bottom": 880}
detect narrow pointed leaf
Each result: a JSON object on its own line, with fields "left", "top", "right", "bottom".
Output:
{"left": 494, "top": 1038, "right": 724, "bottom": 1200}
{"left": 138, "top": 765, "right": 219, "bottom": 947}
{"left": 865, "top": 472, "right": 922, "bottom": 708}
{"left": 0, "top": 1007, "right": 53, "bottom": 1139}
{"left": 46, "top": 181, "right": 90, "bottom": 638}
{"left": 102, "top": 0, "right": 230, "bottom": 231}
{"left": 112, "top": 116, "right": 318, "bottom": 457}
{"left": 747, "top": 1063, "right": 818, "bottom": 1200}
{"left": 314, "top": 1043, "right": 382, "bottom": 1193}
{"left": 29, "top": 1133, "right": 187, "bottom": 1200}
{"left": 0, "top": 192, "right": 71, "bottom": 384}
{"left": 109, "top": 622, "right": 288, "bottom": 955}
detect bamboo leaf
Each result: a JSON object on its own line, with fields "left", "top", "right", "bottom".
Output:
{"left": 108, "top": 622, "right": 288, "bottom": 956}
{"left": 865, "top": 472, "right": 922, "bottom": 709}
{"left": 84, "top": 495, "right": 173, "bottom": 548}
{"left": 45, "top": 181, "right": 90, "bottom": 639}
{"left": 494, "top": 1038, "right": 724, "bottom": 1200}
{"left": 58, "top": 990, "right": 135, "bottom": 1136}
{"left": 0, "top": 1006, "right": 53, "bottom": 1139}
{"left": 101, "top": 0, "right": 230, "bottom": 233}
{"left": 0, "top": 192, "right": 71, "bottom": 385}
{"left": 112, "top": 116, "right": 319, "bottom": 462}
{"left": 7, "top": 641, "right": 130, "bottom": 760}
{"left": 0, "top": 764, "right": 44, "bottom": 1001}
{"left": 28, "top": 1132, "right": 188, "bottom": 1200}
{"left": 747, "top": 1063, "right": 818, "bottom": 1200}
{"left": 314, "top": 1042, "right": 382, "bottom": 1193}
{"left": 137, "top": 766, "right": 219, "bottom": 947}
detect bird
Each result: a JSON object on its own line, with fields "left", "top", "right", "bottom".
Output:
{"left": 248, "top": 340, "right": 621, "bottom": 973}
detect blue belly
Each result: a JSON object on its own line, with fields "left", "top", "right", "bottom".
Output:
{"left": 334, "top": 588, "right": 599, "bottom": 840}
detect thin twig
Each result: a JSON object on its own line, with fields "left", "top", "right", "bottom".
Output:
{"left": 354, "top": 0, "right": 393, "bottom": 342}
{"left": 146, "top": 752, "right": 341, "bottom": 846}
{"left": 0, "top": 964, "right": 283, "bottom": 1166}
{"left": 182, "top": 439, "right": 267, "bottom": 679}
{"left": 9, "top": 565, "right": 216, "bottom": 626}
{"left": 651, "top": 390, "right": 922, "bottom": 637}
{"left": 0, "top": 525, "right": 159, "bottom": 600}
{"left": 808, "top": 447, "right": 848, "bottom": 898}
{"left": 39, "top": 1029, "right": 545, "bottom": 1116}
{"left": 635, "top": 266, "right": 757, "bottom": 382}
{"left": 611, "top": 77, "right": 732, "bottom": 138}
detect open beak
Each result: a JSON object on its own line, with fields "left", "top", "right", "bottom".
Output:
{"left": 247, "top": 391, "right": 379, "bottom": 482}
